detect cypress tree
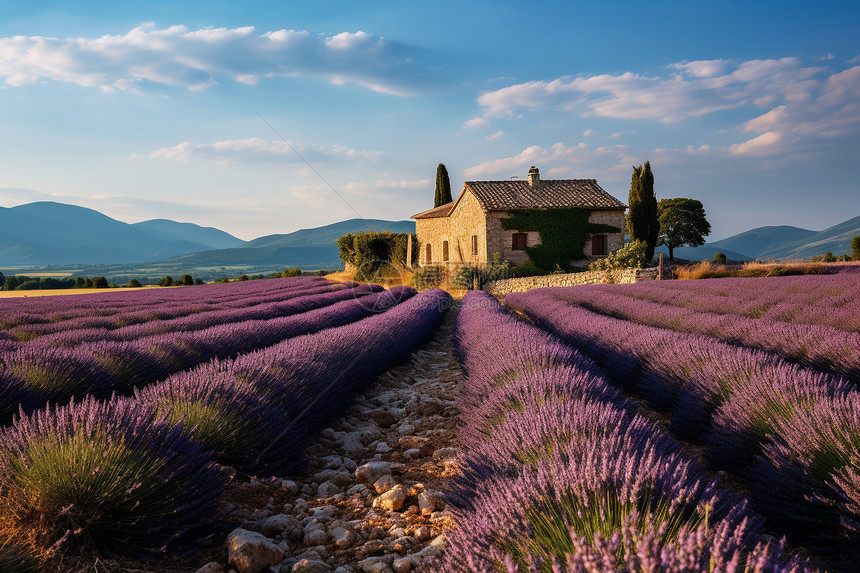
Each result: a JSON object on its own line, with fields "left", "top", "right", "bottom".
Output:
{"left": 626, "top": 161, "right": 659, "bottom": 261}
{"left": 434, "top": 163, "right": 452, "bottom": 207}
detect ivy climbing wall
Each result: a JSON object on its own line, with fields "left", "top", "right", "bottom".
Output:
{"left": 498, "top": 208, "right": 622, "bottom": 270}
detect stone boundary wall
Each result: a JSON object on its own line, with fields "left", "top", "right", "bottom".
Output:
{"left": 484, "top": 267, "right": 658, "bottom": 296}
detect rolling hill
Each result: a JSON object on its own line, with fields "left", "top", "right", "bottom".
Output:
{"left": 0, "top": 202, "right": 245, "bottom": 266}
{"left": 159, "top": 218, "right": 416, "bottom": 269}
{"left": 658, "top": 215, "right": 860, "bottom": 262}
{"left": 132, "top": 219, "right": 245, "bottom": 250}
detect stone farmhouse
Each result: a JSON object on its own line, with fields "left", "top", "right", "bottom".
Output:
{"left": 411, "top": 166, "right": 627, "bottom": 268}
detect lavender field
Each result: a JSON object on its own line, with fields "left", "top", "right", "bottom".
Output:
{"left": 0, "top": 277, "right": 451, "bottom": 569}
{"left": 465, "top": 272, "right": 857, "bottom": 572}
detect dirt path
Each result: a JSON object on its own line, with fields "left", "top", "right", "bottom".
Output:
{"left": 185, "top": 300, "right": 463, "bottom": 573}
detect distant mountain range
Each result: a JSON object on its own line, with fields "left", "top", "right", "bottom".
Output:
{"left": 159, "top": 218, "right": 416, "bottom": 269}
{"left": 0, "top": 202, "right": 245, "bottom": 265}
{"left": 2, "top": 201, "right": 857, "bottom": 276}
{"left": 0, "top": 201, "right": 415, "bottom": 277}
{"left": 655, "top": 214, "right": 860, "bottom": 262}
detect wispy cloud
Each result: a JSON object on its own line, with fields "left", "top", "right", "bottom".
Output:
{"left": 468, "top": 57, "right": 860, "bottom": 158}
{"left": 0, "top": 24, "right": 429, "bottom": 95}
{"left": 145, "top": 137, "right": 381, "bottom": 164}
{"left": 471, "top": 57, "right": 831, "bottom": 123}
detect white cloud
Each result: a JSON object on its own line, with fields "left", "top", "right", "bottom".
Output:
{"left": 147, "top": 137, "right": 381, "bottom": 164}
{"left": 463, "top": 117, "right": 489, "bottom": 128}
{"left": 671, "top": 59, "right": 730, "bottom": 78}
{"left": 486, "top": 130, "right": 504, "bottom": 141}
{"left": 471, "top": 57, "right": 860, "bottom": 159}
{"left": 472, "top": 57, "right": 834, "bottom": 124}
{"left": 0, "top": 24, "right": 428, "bottom": 95}
{"left": 464, "top": 142, "right": 635, "bottom": 179}
{"left": 730, "top": 131, "right": 783, "bottom": 155}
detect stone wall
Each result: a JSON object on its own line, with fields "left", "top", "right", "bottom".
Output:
{"left": 486, "top": 211, "right": 535, "bottom": 266}
{"left": 483, "top": 267, "right": 658, "bottom": 296}
{"left": 584, "top": 209, "right": 626, "bottom": 257}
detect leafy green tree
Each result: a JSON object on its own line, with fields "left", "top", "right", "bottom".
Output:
{"left": 178, "top": 274, "right": 194, "bottom": 286}
{"left": 159, "top": 276, "right": 174, "bottom": 287}
{"left": 195, "top": 278, "right": 205, "bottom": 285}
{"left": 0, "top": 271, "right": 5, "bottom": 289}
{"left": 84, "top": 278, "right": 94, "bottom": 288}
{"left": 626, "top": 161, "right": 659, "bottom": 261}
{"left": 434, "top": 163, "right": 452, "bottom": 208}
{"left": 852, "top": 235, "right": 860, "bottom": 260}
{"left": 280, "top": 268, "right": 302, "bottom": 278}
{"left": 236, "top": 274, "right": 249, "bottom": 282}
{"left": 657, "top": 198, "right": 711, "bottom": 261}
{"left": 3, "top": 275, "right": 19, "bottom": 290}
{"left": 128, "top": 279, "right": 143, "bottom": 288}
{"left": 74, "top": 277, "right": 86, "bottom": 288}
{"left": 712, "top": 252, "right": 727, "bottom": 265}
{"left": 92, "top": 276, "right": 109, "bottom": 288}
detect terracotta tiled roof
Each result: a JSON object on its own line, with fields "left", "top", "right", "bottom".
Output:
{"left": 411, "top": 202, "right": 454, "bottom": 219}
{"left": 465, "top": 179, "right": 626, "bottom": 211}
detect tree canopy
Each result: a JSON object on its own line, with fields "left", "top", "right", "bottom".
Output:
{"left": 434, "top": 163, "right": 452, "bottom": 208}
{"left": 852, "top": 235, "right": 860, "bottom": 260}
{"left": 626, "top": 161, "right": 659, "bottom": 261}
{"left": 657, "top": 197, "right": 711, "bottom": 260}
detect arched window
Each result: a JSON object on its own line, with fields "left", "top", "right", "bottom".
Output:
{"left": 442, "top": 241, "right": 449, "bottom": 262}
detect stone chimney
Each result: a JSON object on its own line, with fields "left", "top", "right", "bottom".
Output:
{"left": 527, "top": 165, "right": 540, "bottom": 187}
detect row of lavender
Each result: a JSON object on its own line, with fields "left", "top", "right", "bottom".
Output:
{"left": 433, "top": 291, "right": 805, "bottom": 572}
{"left": 1, "top": 280, "right": 346, "bottom": 347}
{"left": 506, "top": 285, "right": 859, "bottom": 569}
{"left": 0, "top": 286, "right": 451, "bottom": 567}
{"left": 0, "top": 282, "right": 392, "bottom": 424}
{"left": 0, "top": 276, "right": 336, "bottom": 341}
{"left": 615, "top": 272, "right": 859, "bottom": 333}
{"left": 542, "top": 283, "right": 860, "bottom": 383}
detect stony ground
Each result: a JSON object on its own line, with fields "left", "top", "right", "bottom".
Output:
{"left": 186, "top": 301, "right": 464, "bottom": 573}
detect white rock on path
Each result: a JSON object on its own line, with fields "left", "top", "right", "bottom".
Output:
{"left": 226, "top": 528, "right": 286, "bottom": 573}
{"left": 372, "top": 484, "right": 407, "bottom": 512}
{"left": 354, "top": 461, "right": 391, "bottom": 486}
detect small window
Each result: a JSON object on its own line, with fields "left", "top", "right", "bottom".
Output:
{"left": 592, "top": 235, "right": 608, "bottom": 256}
{"left": 471, "top": 235, "right": 478, "bottom": 256}
{"left": 425, "top": 243, "right": 432, "bottom": 263}
{"left": 512, "top": 232, "right": 528, "bottom": 251}
{"left": 442, "top": 241, "right": 449, "bottom": 262}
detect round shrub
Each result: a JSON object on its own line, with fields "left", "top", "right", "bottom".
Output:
{"left": 0, "top": 396, "right": 226, "bottom": 559}
{"left": 588, "top": 240, "right": 649, "bottom": 271}
{"left": 712, "top": 252, "right": 727, "bottom": 264}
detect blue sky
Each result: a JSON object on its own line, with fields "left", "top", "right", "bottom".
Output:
{"left": 1, "top": 1, "right": 858, "bottom": 241}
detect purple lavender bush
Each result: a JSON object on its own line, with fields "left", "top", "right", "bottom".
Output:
{"left": 0, "top": 396, "right": 226, "bottom": 562}
{"left": 750, "top": 394, "right": 860, "bottom": 563}
{"left": 135, "top": 361, "right": 307, "bottom": 476}
{"left": 434, "top": 291, "right": 808, "bottom": 572}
